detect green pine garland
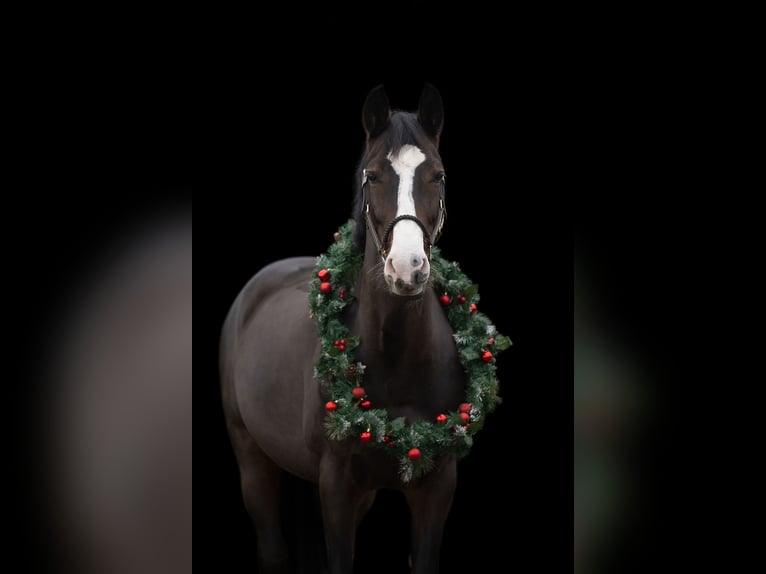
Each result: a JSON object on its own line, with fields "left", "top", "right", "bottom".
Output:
{"left": 309, "top": 220, "right": 511, "bottom": 482}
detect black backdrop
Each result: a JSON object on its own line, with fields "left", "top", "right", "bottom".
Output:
{"left": 7, "top": 7, "right": 758, "bottom": 571}
{"left": 11, "top": 30, "right": 714, "bottom": 572}
{"left": 198, "top": 51, "right": 723, "bottom": 568}
{"left": 199, "top": 73, "right": 573, "bottom": 572}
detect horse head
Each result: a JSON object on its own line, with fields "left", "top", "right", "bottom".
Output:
{"left": 356, "top": 84, "right": 447, "bottom": 297}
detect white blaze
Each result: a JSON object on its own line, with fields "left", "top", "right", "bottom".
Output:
{"left": 388, "top": 145, "right": 427, "bottom": 260}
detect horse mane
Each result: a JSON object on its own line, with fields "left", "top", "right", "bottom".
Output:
{"left": 352, "top": 111, "right": 431, "bottom": 249}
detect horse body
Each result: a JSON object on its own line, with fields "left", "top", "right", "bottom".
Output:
{"left": 221, "top": 85, "right": 463, "bottom": 573}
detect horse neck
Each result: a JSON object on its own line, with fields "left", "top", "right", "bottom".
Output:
{"left": 353, "top": 241, "right": 439, "bottom": 362}
{"left": 351, "top": 240, "right": 464, "bottom": 413}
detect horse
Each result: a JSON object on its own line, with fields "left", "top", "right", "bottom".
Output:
{"left": 220, "top": 84, "right": 467, "bottom": 573}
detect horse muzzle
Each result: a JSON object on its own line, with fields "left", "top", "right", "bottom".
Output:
{"left": 385, "top": 254, "right": 430, "bottom": 296}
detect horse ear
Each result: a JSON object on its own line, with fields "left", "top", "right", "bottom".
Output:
{"left": 362, "top": 85, "right": 390, "bottom": 140}
{"left": 417, "top": 83, "right": 444, "bottom": 145}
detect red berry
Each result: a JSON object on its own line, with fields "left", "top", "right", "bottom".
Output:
{"left": 460, "top": 412, "right": 470, "bottom": 424}
{"left": 361, "top": 400, "right": 371, "bottom": 410}
{"left": 436, "top": 413, "right": 448, "bottom": 423}
{"left": 470, "top": 303, "right": 477, "bottom": 312}
{"left": 340, "top": 339, "right": 346, "bottom": 345}
{"left": 457, "top": 295, "right": 467, "bottom": 303}
{"left": 339, "top": 288, "right": 346, "bottom": 300}
{"left": 440, "top": 294, "right": 451, "bottom": 305}
{"left": 325, "top": 401, "right": 337, "bottom": 412}
{"left": 408, "top": 448, "right": 421, "bottom": 461}
{"left": 320, "top": 281, "right": 332, "bottom": 293}
{"left": 459, "top": 403, "right": 471, "bottom": 414}
{"left": 318, "top": 269, "right": 330, "bottom": 280}
{"left": 352, "top": 387, "right": 366, "bottom": 399}
{"left": 360, "top": 431, "right": 372, "bottom": 444}
{"left": 488, "top": 337, "right": 495, "bottom": 346}
{"left": 383, "top": 435, "right": 391, "bottom": 443}
{"left": 388, "top": 441, "right": 395, "bottom": 448}
{"left": 481, "top": 351, "right": 493, "bottom": 362}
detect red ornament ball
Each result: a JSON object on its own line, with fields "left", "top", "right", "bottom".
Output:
{"left": 360, "top": 431, "right": 372, "bottom": 444}
{"left": 470, "top": 303, "right": 477, "bottom": 312}
{"left": 460, "top": 412, "right": 470, "bottom": 424}
{"left": 320, "top": 281, "right": 332, "bottom": 293}
{"left": 318, "top": 269, "right": 330, "bottom": 281}
{"left": 436, "top": 413, "right": 448, "bottom": 423}
{"left": 457, "top": 295, "right": 467, "bottom": 303}
{"left": 361, "top": 400, "right": 371, "bottom": 410}
{"left": 459, "top": 403, "right": 471, "bottom": 414}
{"left": 481, "top": 351, "right": 493, "bottom": 362}
{"left": 408, "top": 448, "right": 421, "bottom": 461}
{"left": 352, "top": 387, "right": 366, "bottom": 399}
{"left": 325, "top": 401, "right": 337, "bottom": 412}
{"left": 440, "top": 294, "right": 451, "bottom": 306}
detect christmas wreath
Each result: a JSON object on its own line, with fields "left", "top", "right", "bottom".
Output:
{"left": 309, "top": 220, "right": 511, "bottom": 482}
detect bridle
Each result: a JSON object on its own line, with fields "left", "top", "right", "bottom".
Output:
{"left": 361, "top": 169, "right": 447, "bottom": 263}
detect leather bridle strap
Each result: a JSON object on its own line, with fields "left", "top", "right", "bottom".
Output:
{"left": 382, "top": 214, "right": 432, "bottom": 250}
{"left": 362, "top": 171, "right": 446, "bottom": 262}
{"left": 364, "top": 202, "right": 387, "bottom": 258}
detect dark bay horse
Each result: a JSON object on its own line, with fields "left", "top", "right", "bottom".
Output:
{"left": 220, "top": 85, "right": 466, "bottom": 573}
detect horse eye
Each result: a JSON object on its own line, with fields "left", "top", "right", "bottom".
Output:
{"left": 433, "top": 172, "right": 446, "bottom": 183}
{"left": 366, "top": 171, "right": 380, "bottom": 183}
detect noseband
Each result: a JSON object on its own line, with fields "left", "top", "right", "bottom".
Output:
{"left": 361, "top": 169, "right": 447, "bottom": 262}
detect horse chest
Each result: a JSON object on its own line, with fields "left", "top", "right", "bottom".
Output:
{"left": 361, "top": 357, "right": 465, "bottom": 417}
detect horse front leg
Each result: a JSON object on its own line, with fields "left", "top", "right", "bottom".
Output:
{"left": 319, "top": 454, "right": 374, "bottom": 573}
{"left": 405, "top": 458, "right": 457, "bottom": 574}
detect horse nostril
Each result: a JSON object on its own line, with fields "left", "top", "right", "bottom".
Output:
{"left": 413, "top": 270, "right": 428, "bottom": 284}
{"left": 410, "top": 256, "right": 422, "bottom": 268}
{"left": 395, "top": 278, "right": 405, "bottom": 290}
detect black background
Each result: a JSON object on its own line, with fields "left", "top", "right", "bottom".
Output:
{"left": 13, "top": 13, "right": 754, "bottom": 571}
{"left": 200, "top": 72, "right": 572, "bottom": 572}
{"left": 21, "top": 63, "right": 649, "bottom": 573}
{"left": 195, "top": 41, "right": 700, "bottom": 569}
